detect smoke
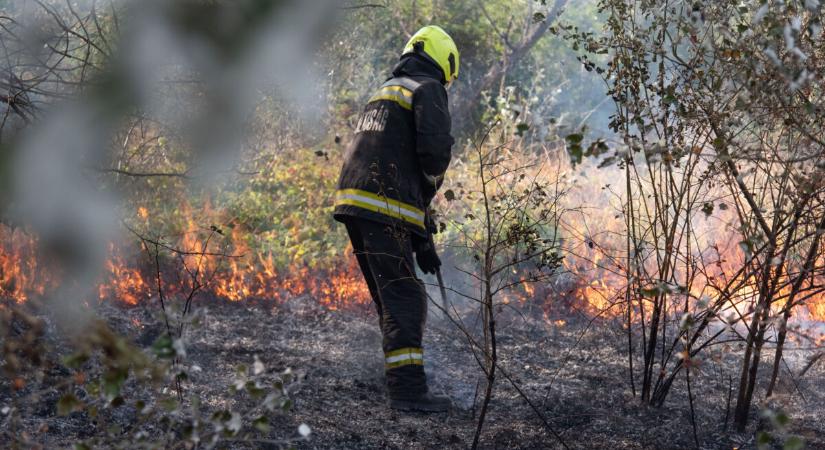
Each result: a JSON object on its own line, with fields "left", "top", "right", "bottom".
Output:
{"left": 7, "top": 0, "right": 336, "bottom": 331}
{"left": 120, "top": 0, "right": 332, "bottom": 180}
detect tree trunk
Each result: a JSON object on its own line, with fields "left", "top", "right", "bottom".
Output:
{"left": 452, "top": 0, "right": 568, "bottom": 134}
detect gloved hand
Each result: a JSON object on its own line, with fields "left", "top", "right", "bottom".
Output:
{"left": 425, "top": 211, "right": 438, "bottom": 235}
{"left": 414, "top": 236, "right": 441, "bottom": 275}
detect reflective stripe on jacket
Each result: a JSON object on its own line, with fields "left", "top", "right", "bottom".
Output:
{"left": 335, "top": 189, "right": 425, "bottom": 229}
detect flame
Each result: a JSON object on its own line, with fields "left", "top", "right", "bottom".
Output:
{"left": 0, "top": 208, "right": 371, "bottom": 310}
{"left": 0, "top": 224, "right": 51, "bottom": 303}
{"left": 97, "top": 206, "right": 371, "bottom": 308}
{"left": 98, "top": 244, "right": 150, "bottom": 306}
{"left": 1, "top": 174, "right": 824, "bottom": 330}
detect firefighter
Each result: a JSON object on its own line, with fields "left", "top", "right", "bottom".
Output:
{"left": 333, "top": 25, "right": 458, "bottom": 412}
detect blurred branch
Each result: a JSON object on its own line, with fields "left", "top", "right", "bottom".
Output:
{"left": 99, "top": 168, "right": 192, "bottom": 179}
{"left": 1, "top": 94, "right": 32, "bottom": 123}
{"left": 475, "top": 0, "right": 515, "bottom": 52}
{"left": 340, "top": 2, "right": 387, "bottom": 10}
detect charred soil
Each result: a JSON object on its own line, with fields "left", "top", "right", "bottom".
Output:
{"left": 5, "top": 297, "right": 825, "bottom": 450}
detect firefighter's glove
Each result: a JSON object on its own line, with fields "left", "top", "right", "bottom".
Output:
{"left": 425, "top": 212, "right": 438, "bottom": 235}
{"left": 414, "top": 238, "right": 441, "bottom": 275}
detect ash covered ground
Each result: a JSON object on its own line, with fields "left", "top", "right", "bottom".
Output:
{"left": 8, "top": 295, "right": 825, "bottom": 450}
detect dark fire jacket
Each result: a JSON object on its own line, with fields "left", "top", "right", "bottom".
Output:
{"left": 333, "top": 55, "right": 454, "bottom": 237}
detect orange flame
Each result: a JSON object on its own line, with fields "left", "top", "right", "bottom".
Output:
{"left": 0, "top": 224, "right": 50, "bottom": 303}
{"left": 2, "top": 196, "right": 825, "bottom": 328}
{"left": 98, "top": 245, "right": 150, "bottom": 306}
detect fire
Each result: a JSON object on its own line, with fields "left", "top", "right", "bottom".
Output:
{"left": 808, "top": 301, "right": 825, "bottom": 322}
{"left": 93, "top": 235, "right": 371, "bottom": 309}
{"left": 1, "top": 185, "right": 824, "bottom": 329}
{"left": 0, "top": 213, "right": 370, "bottom": 310}
{"left": 98, "top": 244, "right": 150, "bottom": 306}
{"left": 202, "top": 226, "right": 370, "bottom": 308}
{"left": 211, "top": 249, "right": 370, "bottom": 309}
{"left": 0, "top": 224, "right": 51, "bottom": 304}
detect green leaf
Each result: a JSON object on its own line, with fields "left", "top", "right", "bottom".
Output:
{"left": 57, "top": 394, "right": 83, "bottom": 416}
{"left": 103, "top": 368, "right": 128, "bottom": 400}
{"left": 152, "top": 335, "right": 175, "bottom": 359}
{"left": 757, "top": 431, "right": 773, "bottom": 449}
{"left": 160, "top": 397, "right": 179, "bottom": 412}
{"left": 63, "top": 352, "right": 90, "bottom": 369}
{"left": 566, "top": 133, "right": 584, "bottom": 144}
{"left": 86, "top": 381, "right": 100, "bottom": 397}
{"left": 679, "top": 313, "right": 694, "bottom": 331}
{"left": 597, "top": 156, "right": 617, "bottom": 168}
{"left": 639, "top": 283, "right": 677, "bottom": 298}
{"left": 246, "top": 381, "right": 265, "bottom": 399}
{"left": 212, "top": 409, "right": 231, "bottom": 422}
{"left": 784, "top": 436, "right": 805, "bottom": 450}
{"left": 226, "top": 412, "right": 243, "bottom": 435}
{"left": 568, "top": 144, "right": 583, "bottom": 166}
{"left": 253, "top": 416, "right": 271, "bottom": 433}
{"left": 586, "top": 140, "right": 609, "bottom": 157}
{"left": 775, "top": 411, "right": 790, "bottom": 428}
{"left": 640, "top": 288, "right": 659, "bottom": 298}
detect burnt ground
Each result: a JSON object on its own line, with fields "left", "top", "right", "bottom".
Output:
{"left": 6, "top": 295, "right": 825, "bottom": 450}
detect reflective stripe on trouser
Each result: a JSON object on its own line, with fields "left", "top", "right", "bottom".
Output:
{"left": 385, "top": 347, "right": 424, "bottom": 369}
{"left": 344, "top": 218, "right": 428, "bottom": 397}
{"left": 335, "top": 189, "right": 426, "bottom": 229}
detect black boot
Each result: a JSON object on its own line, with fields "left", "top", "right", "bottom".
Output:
{"left": 389, "top": 391, "right": 451, "bottom": 412}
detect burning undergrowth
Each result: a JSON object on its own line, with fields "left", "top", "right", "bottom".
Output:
{"left": 3, "top": 146, "right": 825, "bottom": 448}
{"left": 3, "top": 149, "right": 825, "bottom": 335}
{"left": 0, "top": 223, "right": 371, "bottom": 311}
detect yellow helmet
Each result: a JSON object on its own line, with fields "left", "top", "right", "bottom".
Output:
{"left": 402, "top": 26, "right": 459, "bottom": 84}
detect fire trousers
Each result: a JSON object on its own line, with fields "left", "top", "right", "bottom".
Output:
{"left": 344, "top": 217, "right": 428, "bottom": 399}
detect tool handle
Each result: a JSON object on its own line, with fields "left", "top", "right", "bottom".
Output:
{"left": 426, "top": 210, "right": 449, "bottom": 313}
{"left": 435, "top": 267, "right": 449, "bottom": 313}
